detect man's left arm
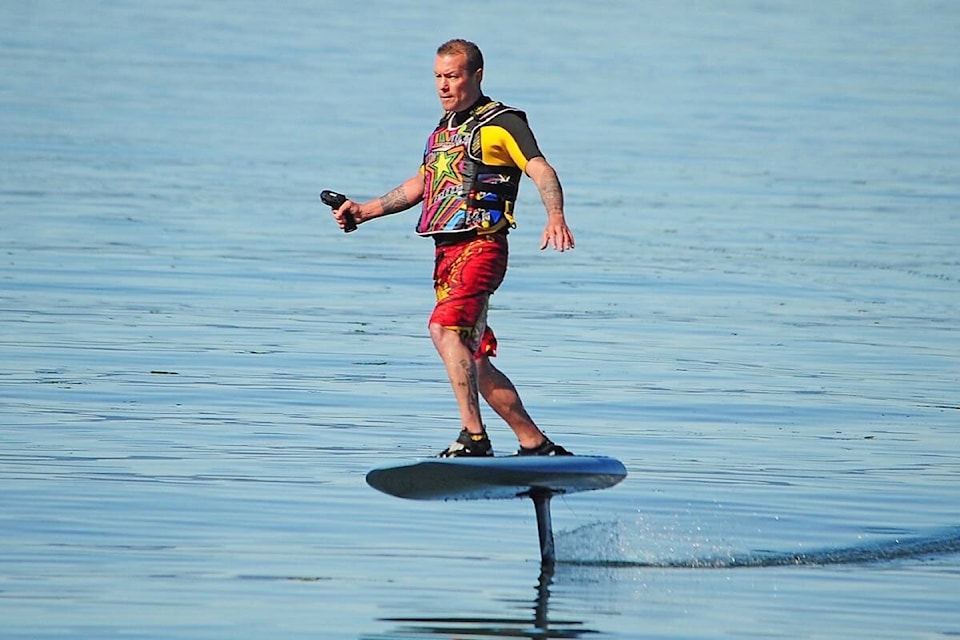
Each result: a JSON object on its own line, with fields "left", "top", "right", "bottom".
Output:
{"left": 525, "top": 157, "right": 575, "bottom": 252}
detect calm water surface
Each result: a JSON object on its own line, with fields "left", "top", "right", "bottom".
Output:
{"left": 2, "top": 1, "right": 959, "bottom": 638}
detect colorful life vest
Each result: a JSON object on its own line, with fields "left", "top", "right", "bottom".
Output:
{"left": 416, "top": 101, "right": 524, "bottom": 236}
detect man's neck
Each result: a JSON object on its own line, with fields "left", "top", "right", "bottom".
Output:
{"left": 450, "top": 95, "right": 491, "bottom": 125}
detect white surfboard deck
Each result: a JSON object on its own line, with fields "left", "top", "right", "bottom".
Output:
{"left": 365, "top": 455, "right": 627, "bottom": 501}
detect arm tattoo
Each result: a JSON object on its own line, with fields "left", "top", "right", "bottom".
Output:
{"left": 379, "top": 186, "right": 411, "bottom": 215}
{"left": 537, "top": 169, "right": 564, "bottom": 213}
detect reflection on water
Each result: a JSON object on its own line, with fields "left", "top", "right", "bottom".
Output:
{"left": 371, "top": 568, "right": 595, "bottom": 640}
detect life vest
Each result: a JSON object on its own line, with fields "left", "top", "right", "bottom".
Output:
{"left": 416, "top": 101, "right": 524, "bottom": 236}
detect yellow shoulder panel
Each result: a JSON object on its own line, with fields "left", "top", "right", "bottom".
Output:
{"left": 479, "top": 125, "right": 529, "bottom": 172}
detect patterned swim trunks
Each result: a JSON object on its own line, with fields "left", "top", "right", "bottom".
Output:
{"left": 430, "top": 233, "right": 508, "bottom": 358}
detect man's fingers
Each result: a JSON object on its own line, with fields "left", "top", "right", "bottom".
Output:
{"left": 541, "top": 226, "right": 574, "bottom": 251}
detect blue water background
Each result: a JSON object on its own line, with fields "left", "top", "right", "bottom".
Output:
{"left": 2, "top": 1, "right": 959, "bottom": 638}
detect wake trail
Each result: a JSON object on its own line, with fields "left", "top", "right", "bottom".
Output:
{"left": 559, "top": 526, "right": 960, "bottom": 569}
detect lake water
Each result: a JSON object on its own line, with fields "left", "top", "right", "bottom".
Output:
{"left": 2, "top": 1, "right": 959, "bottom": 638}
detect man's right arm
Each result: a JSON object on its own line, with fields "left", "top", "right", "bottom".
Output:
{"left": 333, "top": 174, "right": 424, "bottom": 229}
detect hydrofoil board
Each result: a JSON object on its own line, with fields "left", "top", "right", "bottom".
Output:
{"left": 366, "top": 455, "right": 626, "bottom": 501}
{"left": 366, "top": 455, "right": 627, "bottom": 566}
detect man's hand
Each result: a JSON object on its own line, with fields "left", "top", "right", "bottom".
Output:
{"left": 540, "top": 213, "right": 575, "bottom": 252}
{"left": 332, "top": 199, "right": 362, "bottom": 231}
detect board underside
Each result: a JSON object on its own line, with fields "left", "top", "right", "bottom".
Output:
{"left": 365, "top": 455, "right": 627, "bottom": 501}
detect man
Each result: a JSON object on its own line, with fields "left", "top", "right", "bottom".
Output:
{"left": 331, "top": 39, "right": 575, "bottom": 457}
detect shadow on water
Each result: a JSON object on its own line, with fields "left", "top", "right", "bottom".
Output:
{"left": 560, "top": 526, "right": 960, "bottom": 569}
{"left": 369, "top": 567, "right": 595, "bottom": 639}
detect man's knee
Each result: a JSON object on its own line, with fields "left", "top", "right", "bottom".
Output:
{"left": 429, "top": 322, "right": 467, "bottom": 348}
{"left": 428, "top": 321, "right": 446, "bottom": 343}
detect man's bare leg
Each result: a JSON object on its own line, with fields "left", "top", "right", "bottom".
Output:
{"left": 429, "top": 322, "right": 485, "bottom": 434}
{"left": 476, "top": 355, "right": 547, "bottom": 449}
{"left": 430, "top": 323, "right": 551, "bottom": 450}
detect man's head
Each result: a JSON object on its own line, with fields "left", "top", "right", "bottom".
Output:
{"left": 434, "top": 39, "right": 484, "bottom": 113}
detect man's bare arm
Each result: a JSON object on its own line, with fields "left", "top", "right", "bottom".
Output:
{"left": 332, "top": 174, "right": 425, "bottom": 230}
{"left": 525, "top": 157, "right": 575, "bottom": 251}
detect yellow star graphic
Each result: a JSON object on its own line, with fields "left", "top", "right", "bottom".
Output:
{"left": 429, "top": 147, "right": 462, "bottom": 190}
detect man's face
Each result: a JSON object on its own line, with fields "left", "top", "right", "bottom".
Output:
{"left": 434, "top": 53, "right": 482, "bottom": 113}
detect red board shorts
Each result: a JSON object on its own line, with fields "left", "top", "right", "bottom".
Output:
{"left": 430, "top": 232, "right": 508, "bottom": 358}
